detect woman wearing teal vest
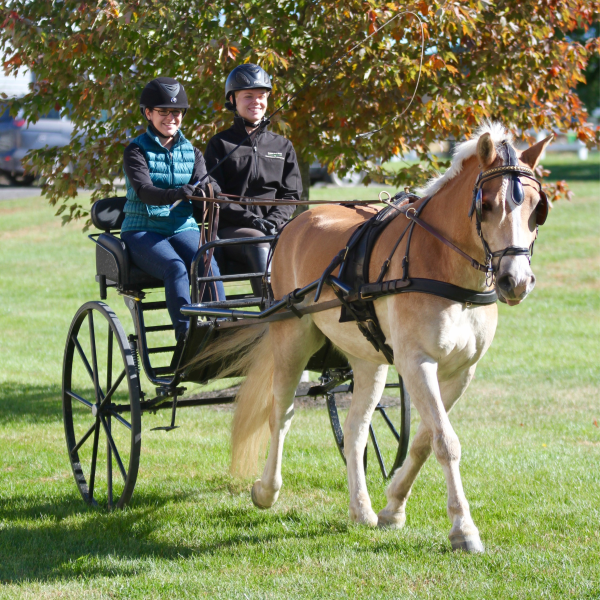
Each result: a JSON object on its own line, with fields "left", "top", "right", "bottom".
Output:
{"left": 121, "top": 77, "right": 225, "bottom": 342}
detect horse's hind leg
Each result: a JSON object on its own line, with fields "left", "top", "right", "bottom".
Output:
{"left": 378, "top": 365, "right": 484, "bottom": 552}
{"left": 251, "top": 318, "right": 324, "bottom": 509}
{"left": 377, "top": 419, "right": 432, "bottom": 529}
{"left": 344, "top": 356, "right": 388, "bottom": 527}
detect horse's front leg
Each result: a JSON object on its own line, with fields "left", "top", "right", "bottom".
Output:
{"left": 379, "top": 362, "right": 483, "bottom": 552}
{"left": 344, "top": 357, "right": 388, "bottom": 526}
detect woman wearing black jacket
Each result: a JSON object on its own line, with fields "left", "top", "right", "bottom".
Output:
{"left": 204, "top": 63, "right": 302, "bottom": 295}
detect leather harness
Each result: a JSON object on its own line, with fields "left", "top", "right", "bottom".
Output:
{"left": 309, "top": 143, "right": 548, "bottom": 364}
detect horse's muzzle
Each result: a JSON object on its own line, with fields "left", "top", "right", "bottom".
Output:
{"left": 496, "top": 268, "right": 536, "bottom": 305}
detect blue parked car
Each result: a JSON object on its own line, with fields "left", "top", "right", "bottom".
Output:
{"left": 0, "top": 107, "right": 74, "bottom": 185}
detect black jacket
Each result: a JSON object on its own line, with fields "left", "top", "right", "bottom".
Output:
{"left": 204, "top": 117, "right": 302, "bottom": 229}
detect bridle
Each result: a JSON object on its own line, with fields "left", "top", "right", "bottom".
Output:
{"left": 404, "top": 141, "right": 549, "bottom": 287}
{"left": 468, "top": 141, "right": 549, "bottom": 285}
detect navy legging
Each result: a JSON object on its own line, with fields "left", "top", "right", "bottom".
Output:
{"left": 121, "top": 229, "right": 225, "bottom": 339}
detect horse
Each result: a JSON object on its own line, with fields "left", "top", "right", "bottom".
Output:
{"left": 210, "top": 122, "right": 553, "bottom": 553}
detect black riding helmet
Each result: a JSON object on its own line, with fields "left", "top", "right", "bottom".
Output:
{"left": 139, "top": 77, "right": 189, "bottom": 118}
{"left": 224, "top": 64, "right": 272, "bottom": 111}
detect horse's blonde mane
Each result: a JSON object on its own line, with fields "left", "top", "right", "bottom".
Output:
{"left": 417, "top": 121, "right": 513, "bottom": 196}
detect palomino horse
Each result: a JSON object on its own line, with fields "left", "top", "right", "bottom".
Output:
{"left": 220, "top": 122, "right": 552, "bottom": 552}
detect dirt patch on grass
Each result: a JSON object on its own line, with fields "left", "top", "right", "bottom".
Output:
{"left": 0, "top": 219, "right": 62, "bottom": 240}
{"left": 537, "top": 255, "right": 600, "bottom": 290}
{"left": 185, "top": 381, "right": 402, "bottom": 411}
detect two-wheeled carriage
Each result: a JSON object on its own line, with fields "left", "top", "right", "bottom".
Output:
{"left": 62, "top": 196, "right": 411, "bottom": 509}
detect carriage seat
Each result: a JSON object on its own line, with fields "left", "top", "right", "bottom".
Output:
{"left": 91, "top": 197, "right": 163, "bottom": 293}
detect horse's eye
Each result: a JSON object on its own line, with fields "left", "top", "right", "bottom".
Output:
{"left": 481, "top": 201, "right": 493, "bottom": 212}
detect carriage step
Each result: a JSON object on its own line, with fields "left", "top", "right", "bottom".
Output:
{"left": 150, "top": 425, "right": 180, "bottom": 432}
{"left": 148, "top": 345, "right": 177, "bottom": 354}
{"left": 191, "top": 297, "right": 263, "bottom": 309}
{"left": 139, "top": 301, "right": 168, "bottom": 311}
{"left": 198, "top": 272, "right": 264, "bottom": 283}
{"left": 145, "top": 324, "right": 174, "bottom": 332}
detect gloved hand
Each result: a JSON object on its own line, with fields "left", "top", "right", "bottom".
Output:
{"left": 252, "top": 218, "right": 277, "bottom": 235}
{"left": 192, "top": 184, "right": 206, "bottom": 197}
{"left": 176, "top": 184, "right": 195, "bottom": 200}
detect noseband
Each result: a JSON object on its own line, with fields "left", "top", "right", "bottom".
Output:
{"left": 468, "top": 142, "right": 549, "bottom": 284}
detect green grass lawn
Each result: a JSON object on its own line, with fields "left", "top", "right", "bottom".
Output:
{"left": 0, "top": 154, "right": 598, "bottom": 599}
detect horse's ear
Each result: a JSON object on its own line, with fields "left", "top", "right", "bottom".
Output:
{"left": 519, "top": 134, "right": 554, "bottom": 169}
{"left": 477, "top": 133, "right": 496, "bottom": 167}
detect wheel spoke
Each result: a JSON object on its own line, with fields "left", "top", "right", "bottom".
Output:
{"left": 88, "top": 310, "right": 102, "bottom": 403}
{"left": 376, "top": 406, "right": 401, "bottom": 442}
{"left": 98, "top": 369, "right": 126, "bottom": 411}
{"left": 65, "top": 389, "right": 94, "bottom": 410}
{"left": 107, "top": 415, "right": 113, "bottom": 511}
{"left": 101, "top": 415, "right": 127, "bottom": 483}
{"left": 369, "top": 423, "right": 388, "bottom": 479}
{"left": 107, "top": 409, "right": 131, "bottom": 430}
{"left": 88, "top": 418, "right": 101, "bottom": 501}
{"left": 73, "top": 336, "right": 95, "bottom": 385}
{"left": 107, "top": 325, "right": 113, "bottom": 391}
{"left": 71, "top": 422, "right": 96, "bottom": 456}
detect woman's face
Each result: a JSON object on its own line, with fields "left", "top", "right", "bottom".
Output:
{"left": 235, "top": 89, "right": 269, "bottom": 124}
{"left": 145, "top": 107, "right": 183, "bottom": 138}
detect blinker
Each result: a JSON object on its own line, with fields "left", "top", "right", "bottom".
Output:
{"left": 536, "top": 191, "right": 548, "bottom": 226}
{"left": 475, "top": 188, "right": 483, "bottom": 221}
{"left": 510, "top": 175, "right": 525, "bottom": 205}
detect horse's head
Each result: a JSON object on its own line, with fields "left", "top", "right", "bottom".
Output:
{"left": 474, "top": 133, "right": 553, "bottom": 305}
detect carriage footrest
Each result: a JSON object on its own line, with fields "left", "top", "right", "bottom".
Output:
{"left": 304, "top": 383, "right": 352, "bottom": 397}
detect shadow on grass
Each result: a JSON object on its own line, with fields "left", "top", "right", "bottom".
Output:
{"left": 0, "top": 487, "right": 354, "bottom": 583}
{"left": 0, "top": 382, "right": 63, "bottom": 424}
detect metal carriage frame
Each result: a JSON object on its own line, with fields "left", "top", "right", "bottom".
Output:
{"left": 62, "top": 196, "right": 411, "bottom": 509}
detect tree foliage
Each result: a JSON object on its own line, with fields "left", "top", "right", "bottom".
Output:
{"left": 1, "top": 0, "right": 597, "bottom": 223}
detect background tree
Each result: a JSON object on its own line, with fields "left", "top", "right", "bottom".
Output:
{"left": 1, "top": 0, "right": 597, "bottom": 224}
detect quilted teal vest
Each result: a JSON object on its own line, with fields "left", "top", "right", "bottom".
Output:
{"left": 122, "top": 128, "right": 198, "bottom": 235}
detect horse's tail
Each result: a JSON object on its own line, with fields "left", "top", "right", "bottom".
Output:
{"left": 191, "top": 323, "right": 273, "bottom": 477}
{"left": 229, "top": 325, "right": 274, "bottom": 478}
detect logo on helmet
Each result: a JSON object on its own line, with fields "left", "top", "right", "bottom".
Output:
{"left": 160, "top": 82, "right": 180, "bottom": 96}
{"left": 236, "top": 73, "right": 251, "bottom": 86}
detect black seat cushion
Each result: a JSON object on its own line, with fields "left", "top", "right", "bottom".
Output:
{"left": 91, "top": 197, "right": 127, "bottom": 232}
{"left": 95, "top": 233, "right": 163, "bottom": 290}
{"left": 91, "top": 197, "right": 162, "bottom": 291}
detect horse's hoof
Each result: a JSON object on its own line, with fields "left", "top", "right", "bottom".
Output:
{"left": 349, "top": 507, "right": 378, "bottom": 527}
{"left": 377, "top": 509, "right": 406, "bottom": 530}
{"left": 250, "top": 481, "right": 276, "bottom": 509}
{"left": 450, "top": 534, "right": 485, "bottom": 553}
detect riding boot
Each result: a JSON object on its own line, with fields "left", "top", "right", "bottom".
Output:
{"left": 243, "top": 245, "right": 270, "bottom": 297}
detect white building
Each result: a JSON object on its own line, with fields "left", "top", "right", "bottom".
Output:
{"left": 0, "top": 68, "right": 32, "bottom": 99}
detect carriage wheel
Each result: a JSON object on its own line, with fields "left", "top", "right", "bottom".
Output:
{"left": 326, "top": 373, "right": 411, "bottom": 480}
{"left": 62, "top": 301, "right": 141, "bottom": 509}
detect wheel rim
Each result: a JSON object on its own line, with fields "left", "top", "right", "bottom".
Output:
{"left": 62, "top": 302, "right": 141, "bottom": 509}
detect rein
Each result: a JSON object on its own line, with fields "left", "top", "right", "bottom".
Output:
{"left": 187, "top": 193, "right": 387, "bottom": 207}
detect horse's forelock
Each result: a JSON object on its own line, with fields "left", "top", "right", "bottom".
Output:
{"left": 416, "top": 121, "right": 513, "bottom": 197}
